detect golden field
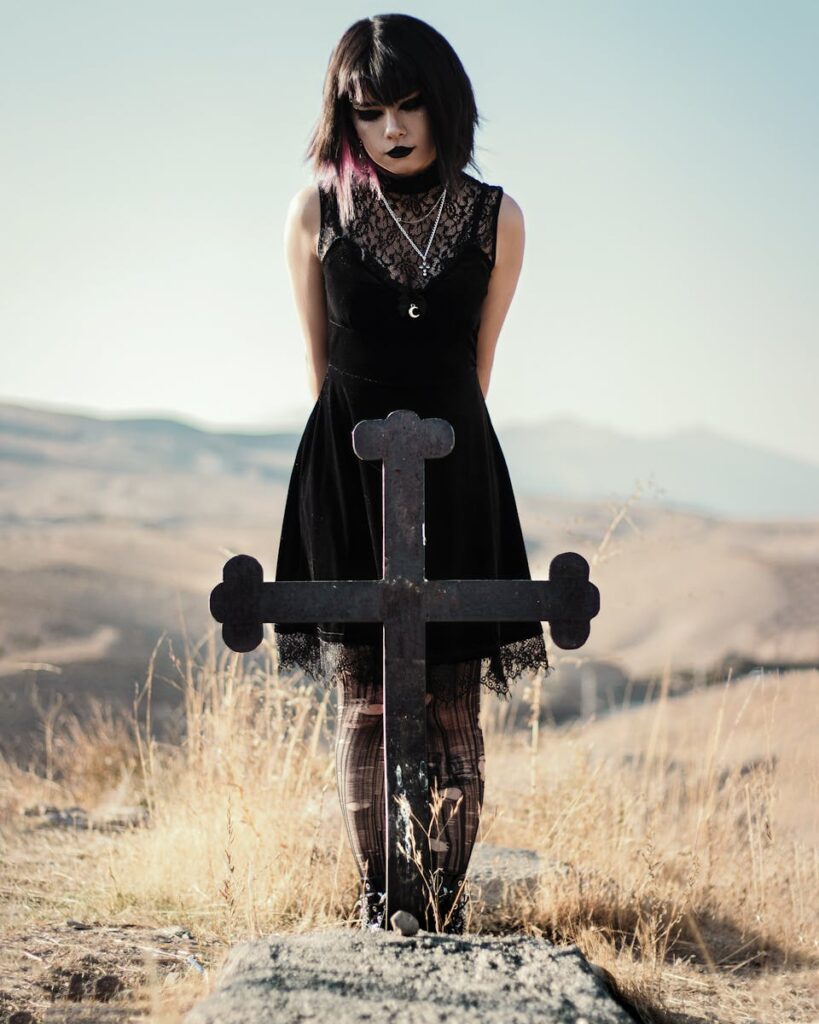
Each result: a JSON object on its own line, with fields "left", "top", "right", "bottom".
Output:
{"left": 0, "top": 637, "right": 816, "bottom": 1023}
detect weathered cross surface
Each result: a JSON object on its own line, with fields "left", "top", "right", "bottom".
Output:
{"left": 210, "top": 409, "right": 600, "bottom": 931}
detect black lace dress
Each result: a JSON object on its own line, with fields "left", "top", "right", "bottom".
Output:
{"left": 273, "top": 157, "right": 551, "bottom": 702}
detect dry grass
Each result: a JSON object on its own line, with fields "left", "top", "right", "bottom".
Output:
{"left": 486, "top": 664, "right": 819, "bottom": 1022}
{"left": 0, "top": 629, "right": 817, "bottom": 1023}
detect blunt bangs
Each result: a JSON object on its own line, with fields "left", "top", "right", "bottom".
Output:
{"left": 341, "top": 60, "right": 420, "bottom": 111}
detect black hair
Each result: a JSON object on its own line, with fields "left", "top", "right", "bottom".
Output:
{"left": 305, "top": 14, "right": 481, "bottom": 227}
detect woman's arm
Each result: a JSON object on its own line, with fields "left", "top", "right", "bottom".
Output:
{"left": 475, "top": 192, "right": 526, "bottom": 400}
{"left": 283, "top": 185, "right": 329, "bottom": 401}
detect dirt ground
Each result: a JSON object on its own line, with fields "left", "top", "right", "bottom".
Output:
{"left": 0, "top": 817, "right": 222, "bottom": 1023}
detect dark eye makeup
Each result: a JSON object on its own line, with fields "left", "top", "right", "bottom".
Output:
{"left": 353, "top": 95, "right": 424, "bottom": 120}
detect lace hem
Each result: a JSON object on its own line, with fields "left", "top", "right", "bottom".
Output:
{"left": 272, "top": 628, "right": 551, "bottom": 704}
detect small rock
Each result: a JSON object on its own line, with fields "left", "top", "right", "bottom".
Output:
{"left": 389, "top": 910, "right": 419, "bottom": 936}
{"left": 67, "top": 972, "right": 87, "bottom": 1001}
{"left": 9, "top": 1011, "right": 37, "bottom": 1024}
{"left": 89, "top": 806, "right": 150, "bottom": 831}
{"left": 94, "top": 974, "right": 124, "bottom": 1002}
{"left": 43, "top": 807, "right": 89, "bottom": 829}
{"left": 186, "top": 954, "right": 206, "bottom": 974}
{"left": 156, "top": 925, "right": 195, "bottom": 941}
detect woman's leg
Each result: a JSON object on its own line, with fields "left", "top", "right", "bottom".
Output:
{"left": 334, "top": 653, "right": 486, "bottom": 930}
{"left": 334, "top": 670, "right": 387, "bottom": 889}
{"left": 425, "top": 685, "right": 486, "bottom": 875}
{"left": 424, "top": 677, "right": 486, "bottom": 930}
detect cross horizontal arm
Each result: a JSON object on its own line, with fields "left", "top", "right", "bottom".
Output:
{"left": 422, "top": 579, "right": 552, "bottom": 621}
{"left": 210, "top": 552, "right": 599, "bottom": 652}
{"left": 257, "top": 580, "right": 384, "bottom": 622}
{"left": 258, "top": 579, "right": 554, "bottom": 623}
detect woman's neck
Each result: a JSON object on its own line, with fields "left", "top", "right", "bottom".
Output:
{"left": 373, "top": 156, "right": 442, "bottom": 195}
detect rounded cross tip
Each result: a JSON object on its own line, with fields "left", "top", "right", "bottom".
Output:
{"left": 352, "top": 409, "right": 454, "bottom": 462}
{"left": 210, "top": 553, "right": 265, "bottom": 654}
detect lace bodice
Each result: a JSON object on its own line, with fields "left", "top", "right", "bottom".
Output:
{"left": 318, "top": 167, "right": 503, "bottom": 293}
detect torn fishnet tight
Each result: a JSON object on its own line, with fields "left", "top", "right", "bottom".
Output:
{"left": 334, "top": 666, "right": 486, "bottom": 906}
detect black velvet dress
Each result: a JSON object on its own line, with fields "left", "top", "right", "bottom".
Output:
{"left": 273, "top": 157, "right": 551, "bottom": 702}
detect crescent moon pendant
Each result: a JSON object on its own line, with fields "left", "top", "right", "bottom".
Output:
{"left": 408, "top": 303, "right": 420, "bottom": 319}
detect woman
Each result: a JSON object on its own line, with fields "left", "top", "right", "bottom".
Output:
{"left": 274, "top": 14, "right": 552, "bottom": 933}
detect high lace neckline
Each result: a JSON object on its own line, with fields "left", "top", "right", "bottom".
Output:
{"left": 373, "top": 156, "right": 442, "bottom": 195}
{"left": 321, "top": 168, "right": 502, "bottom": 289}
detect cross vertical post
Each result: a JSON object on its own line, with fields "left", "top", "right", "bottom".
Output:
{"left": 352, "top": 410, "right": 456, "bottom": 928}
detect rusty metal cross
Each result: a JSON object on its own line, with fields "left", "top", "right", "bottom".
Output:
{"left": 210, "top": 408, "right": 600, "bottom": 931}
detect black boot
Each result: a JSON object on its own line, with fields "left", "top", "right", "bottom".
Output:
{"left": 440, "top": 883, "right": 470, "bottom": 935}
{"left": 357, "top": 876, "right": 387, "bottom": 931}
{"left": 427, "top": 874, "right": 470, "bottom": 934}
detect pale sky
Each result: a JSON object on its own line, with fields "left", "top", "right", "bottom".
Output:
{"left": 1, "top": 1, "right": 817, "bottom": 465}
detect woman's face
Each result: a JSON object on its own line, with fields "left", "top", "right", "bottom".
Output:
{"left": 350, "top": 89, "right": 437, "bottom": 175}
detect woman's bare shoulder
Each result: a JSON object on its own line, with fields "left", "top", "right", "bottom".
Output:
{"left": 498, "top": 190, "right": 524, "bottom": 229}
{"left": 493, "top": 191, "right": 525, "bottom": 271}
{"left": 286, "top": 184, "right": 322, "bottom": 254}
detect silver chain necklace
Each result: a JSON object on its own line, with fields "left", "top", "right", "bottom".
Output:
{"left": 395, "top": 189, "right": 446, "bottom": 225}
{"left": 378, "top": 186, "right": 448, "bottom": 279}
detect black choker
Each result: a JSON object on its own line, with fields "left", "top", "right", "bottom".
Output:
{"left": 374, "top": 157, "right": 442, "bottom": 195}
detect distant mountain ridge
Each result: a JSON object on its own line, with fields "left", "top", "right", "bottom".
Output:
{"left": 1, "top": 400, "right": 816, "bottom": 520}
{"left": 497, "top": 418, "right": 819, "bottom": 519}
{"left": 0, "top": 400, "right": 300, "bottom": 481}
